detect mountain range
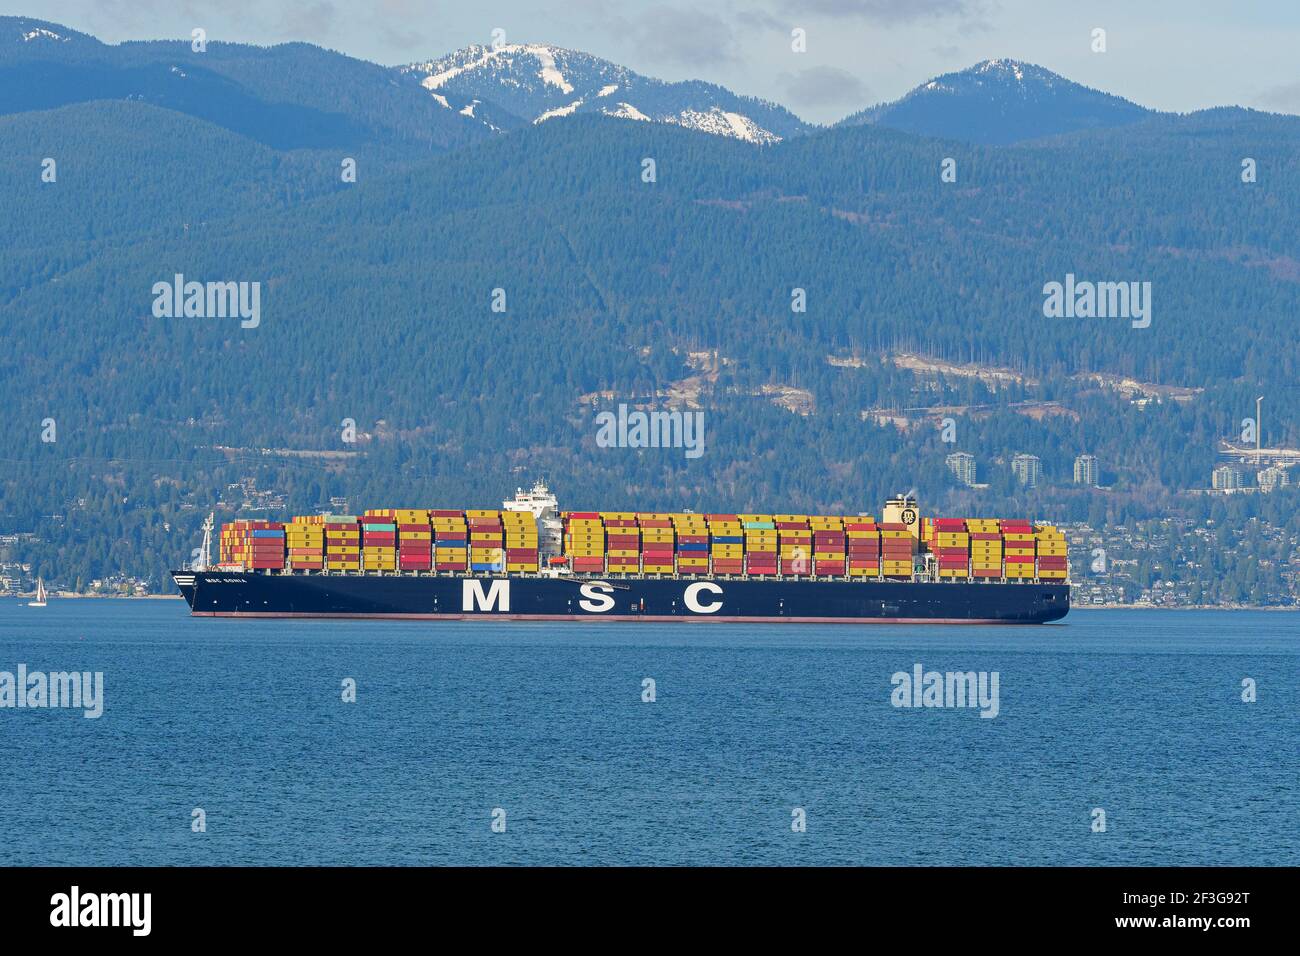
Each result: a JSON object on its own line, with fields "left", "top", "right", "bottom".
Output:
{"left": 400, "top": 43, "right": 812, "bottom": 143}
{"left": 2, "top": 14, "right": 1299, "bottom": 592}
{"left": 2, "top": 15, "right": 1229, "bottom": 148}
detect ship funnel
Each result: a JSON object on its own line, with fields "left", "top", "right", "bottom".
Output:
{"left": 883, "top": 493, "right": 921, "bottom": 538}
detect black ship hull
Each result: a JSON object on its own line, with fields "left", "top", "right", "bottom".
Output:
{"left": 171, "top": 571, "right": 1069, "bottom": 624}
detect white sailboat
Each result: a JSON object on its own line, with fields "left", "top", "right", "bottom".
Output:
{"left": 28, "top": 577, "right": 47, "bottom": 607}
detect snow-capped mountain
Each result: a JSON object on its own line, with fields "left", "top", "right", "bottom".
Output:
{"left": 837, "top": 59, "right": 1152, "bottom": 144}
{"left": 401, "top": 43, "right": 812, "bottom": 144}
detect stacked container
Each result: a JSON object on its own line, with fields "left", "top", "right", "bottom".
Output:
{"left": 740, "top": 514, "right": 778, "bottom": 576}
{"left": 467, "top": 509, "right": 505, "bottom": 572}
{"left": 431, "top": 510, "right": 468, "bottom": 571}
{"left": 220, "top": 520, "right": 286, "bottom": 569}
{"left": 932, "top": 518, "right": 969, "bottom": 579}
{"left": 707, "top": 514, "right": 744, "bottom": 575}
{"left": 286, "top": 516, "right": 325, "bottom": 571}
{"left": 637, "top": 514, "right": 676, "bottom": 575}
{"left": 395, "top": 509, "right": 432, "bottom": 571}
{"left": 966, "top": 519, "right": 1002, "bottom": 578}
{"left": 601, "top": 512, "right": 639, "bottom": 575}
{"left": 811, "top": 516, "right": 846, "bottom": 576}
{"left": 775, "top": 514, "right": 811, "bottom": 576}
{"left": 361, "top": 510, "right": 397, "bottom": 572}
{"left": 324, "top": 516, "right": 361, "bottom": 571}
{"left": 1035, "top": 525, "right": 1068, "bottom": 580}
{"left": 879, "top": 524, "right": 915, "bottom": 578}
{"left": 672, "top": 513, "right": 710, "bottom": 575}
{"left": 565, "top": 513, "right": 606, "bottom": 574}
{"left": 502, "top": 511, "right": 540, "bottom": 573}
{"left": 846, "top": 518, "right": 880, "bottom": 577}
{"left": 1000, "top": 521, "right": 1036, "bottom": 579}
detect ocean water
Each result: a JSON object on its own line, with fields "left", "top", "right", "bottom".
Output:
{"left": 0, "top": 599, "right": 1295, "bottom": 866}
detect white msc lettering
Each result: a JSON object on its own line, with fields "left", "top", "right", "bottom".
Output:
{"left": 463, "top": 579, "right": 510, "bottom": 612}
{"left": 579, "top": 582, "right": 615, "bottom": 613}
{"left": 684, "top": 582, "right": 723, "bottom": 613}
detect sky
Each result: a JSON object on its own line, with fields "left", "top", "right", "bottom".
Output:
{"left": 6, "top": 0, "right": 1300, "bottom": 124}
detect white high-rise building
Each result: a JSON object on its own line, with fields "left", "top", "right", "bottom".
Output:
{"left": 946, "top": 452, "right": 977, "bottom": 487}
{"left": 1073, "top": 454, "right": 1099, "bottom": 487}
{"left": 1011, "top": 454, "right": 1042, "bottom": 488}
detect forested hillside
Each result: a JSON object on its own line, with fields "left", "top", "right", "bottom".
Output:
{"left": 1, "top": 20, "right": 1298, "bottom": 593}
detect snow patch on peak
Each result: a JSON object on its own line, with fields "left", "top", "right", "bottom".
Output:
{"left": 21, "top": 27, "right": 66, "bottom": 42}
{"left": 535, "top": 98, "right": 584, "bottom": 122}
{"left": 604, "top": 102, "right": 651, "bottom": 122}
{"left": 526, "top": 44, "right": 574, "bottom": 94}
{"left": 414, "top": 43, "right": 573, "bottom": 95}
{"left": 671, "top": 107, "right": 779, "bottom": 144}
{"left": 596, "top": 84, "right": 619, "bottom": 98}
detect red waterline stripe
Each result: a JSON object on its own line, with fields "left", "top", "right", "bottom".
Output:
{"left": 190, "top": 612, "right": 1043, "bottom": 624}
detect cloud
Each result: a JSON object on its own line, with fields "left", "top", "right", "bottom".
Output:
{"left": 273, "top": 1, "right": 339, "bottom": 43}
{"left": 778, "top": 66, "right": 870, "bottom": 109}
{"left": 572, "top": 3, "right": 746, "bottom": 67}
{"left": 779, "top": 0, "right": 981, "bottom": 23}
{"left": 1255, "top": 82, "right": 1300, "bottom": 115}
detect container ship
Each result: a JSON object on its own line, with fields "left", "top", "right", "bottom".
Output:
{"left": 172, "top": 484, "right": 1069, "bottom": 623}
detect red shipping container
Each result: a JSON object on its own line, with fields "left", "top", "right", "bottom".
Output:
{"left": 566, "top": 512, "right": 601, "bottom": 520}
{"left": 1005, "top": 555, "right": 1035, "bottom": 564}
{"left": 428, "top": 510, "right": 463, "bottom": 518}
{"left": 972, "top": 568, "right": 1001, "bottom": 577}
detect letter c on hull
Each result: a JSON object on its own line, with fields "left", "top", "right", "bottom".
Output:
{"left": 684, "top": 582, "right": 723, "bottom": 614}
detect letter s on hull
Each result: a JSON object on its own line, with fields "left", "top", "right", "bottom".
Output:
{"left": 684, "top": 582, "right": 723, "bottom": 614}
{"left": 579, "top": 582, "right": 615, "bottom": 613}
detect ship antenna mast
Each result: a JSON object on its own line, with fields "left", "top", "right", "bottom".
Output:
{"left": 195, "top": 512, "right": 214, "bottom": 571}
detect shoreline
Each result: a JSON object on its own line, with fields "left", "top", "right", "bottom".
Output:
{"left": 8, "top": 593, "right": 182, "bottom": 600}
{"left": 1072, "top": 603, "right": 1298, "bottom": 611}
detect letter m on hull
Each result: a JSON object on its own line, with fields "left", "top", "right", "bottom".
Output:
{"left": 463, "top": 579, "right": 510, "bottom": 613}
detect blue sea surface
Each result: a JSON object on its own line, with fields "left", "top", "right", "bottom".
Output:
{"left": 0, "top": 599, "right": 1295, "bottom": 866}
